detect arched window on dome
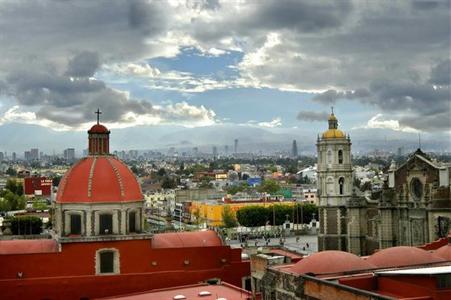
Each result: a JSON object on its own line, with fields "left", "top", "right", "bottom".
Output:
{"left": 339, "top": 177, "right": 345, "bottom": 195}
{"left": 338, "top": 150, "right": 343, "bottom": 164}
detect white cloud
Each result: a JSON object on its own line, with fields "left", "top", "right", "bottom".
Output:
{"left": 257, "top": 117, "right": 282, "bottom": 128}
{"left": 0, "top": 102, "right": 217, "bottom": 131}
{"left": 357, "top": 114, "right": 418, "bottom": 133}
{"left": 0, "top": 106, "right": 72, "bottom": 131}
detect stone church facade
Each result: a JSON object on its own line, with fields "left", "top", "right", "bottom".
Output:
{"left": 318, "top": 114, "right": 451, "bottom": 255}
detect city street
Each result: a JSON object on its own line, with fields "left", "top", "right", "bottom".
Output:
{"left": 226, "top": 234, "right": 318, "bottom": 255}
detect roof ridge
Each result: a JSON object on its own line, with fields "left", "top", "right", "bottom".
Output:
{"left": 87, "top": 157, "right": 97, "bottom": 198}
{"left": 107, "top": 157, "right": 125, "bottom": 198}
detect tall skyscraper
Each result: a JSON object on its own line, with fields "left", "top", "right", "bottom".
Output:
{"left": 0, "top": 152, "right": 4, "bottom": 161}
{"left": 291, "top": 140, "right": 298, "bottom": 157}
{"left": 64, "top": 148, "right": 76, "bottom": 162}
{"left": 12, "top": 152, "right": 16, "bottom": 161}
{"left": 234, "top": 139, "right": 238, "bottom": 154}
{"left": 224, "top": 145, "right": 229, "bottom": 156}
{"left": 30, "top": 148, "right": 39, "bottom": 160}
{"left": 212, "top": 146, "right": 218, "bottom": 159}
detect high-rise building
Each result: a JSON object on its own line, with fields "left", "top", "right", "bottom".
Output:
{"left": 291, "top": 140, "right": 298, "bottom": 157}
{"left": 234, "top": 139, "right": 238, "bottom": 154}
{"left": 224, "top": 145, "right": 229, "bottom": 156}
{"left": 12, "top": 152, "right": 16, "bottom": 161}
{"left": 317, "top": 111, "right": 352, "bottom": 253}
{"left": 0, "top": 152, "right": 4, "bottom": 161}
{"left": 24, "top": 151, "right": 31, "bottom": 161}
{"left": 212, "top": 146, "right": 218, "bottom": 159}
{"left": 30, "top": 148, "right": 39, "bottom": 160}
{"left": 64, "top": 148, "right": 76, "bottom": 162}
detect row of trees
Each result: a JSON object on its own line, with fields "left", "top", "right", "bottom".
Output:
{"left": 222, "top": 203, "right": 318, "bottom": 228}
{"left": 0, "top": 179, "right": 26, "bottom": 212}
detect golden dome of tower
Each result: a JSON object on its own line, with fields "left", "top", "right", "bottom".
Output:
{"left": 322, "top": 109, "right": 345, "bottom": 139}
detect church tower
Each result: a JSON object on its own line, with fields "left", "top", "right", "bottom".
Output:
{"left": 317, "top": 109, "right": 352, "bottom": 252}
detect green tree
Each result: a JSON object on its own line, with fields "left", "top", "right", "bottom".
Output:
{"left": 5, "top": 179, "right": 23, "bottom": 196}
{"left": 157, "top": 168, "right": 167, "bottom": 177}
{"left": 52, "top": 175, "right": 62, "bottom": 187}
{"left": 161, "top": 176, "right": 176, "bottom": 189}
{"left": 6, "top": 167, "right": 17, "bottom": 176}
{"left": 236, "top": 206, "right": 268, "bottom": 227}
{"left": 257, "top": 179, "right": 281, "bottom": 194}
{"left": 222, "top": 205, "right": 238, "bottom": 228}
{"left": 10, "top": 216, "right": 43, "bottom": 235}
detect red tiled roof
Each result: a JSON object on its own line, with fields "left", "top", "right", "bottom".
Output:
{"left": 289, "top": 251, "right": 375, "bottom": 275}
{"left": 152, "top": 230, "right": 222, "bottom": 249}
{"left": 0, "top": 239, "right": 58, "bottom": 255}
{"left": 88, "top": 124, "right": 109, "bottom": 134}
{"left": 367, "top": 246, "right": 446, "bottom": 268}
{"left": 434, "top": 244, "right": 451, "bottom": 261}
{"left": 56, "top": 156, "right": 143, "bottom": 203}
{"left": 95, "top": 282, "right": 254, "bottom": 300}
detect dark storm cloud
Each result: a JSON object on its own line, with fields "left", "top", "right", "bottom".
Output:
{"left": 297, "top": 111, "right": 329, "bottom": 122}
{"left": 411, "top": 1, "right": 441, "bottom": 10}
{"left": 247, "top": 0, "right": 352, "bottom": 33}
{"left": 312, "top": 89, "right": 370, "bottom": 105}
{"left": 65, "top": 52, "right": 100, "bottom": 78}
{"left": 0, "top": 0, "right": 187, "bottom": 127}
{"left": 429, "top": 59, "right": 450, "bottom": 86}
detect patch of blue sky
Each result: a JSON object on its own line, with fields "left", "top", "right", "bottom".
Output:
{"left": 148, "top": 47, "right": 243, "bottom": 79}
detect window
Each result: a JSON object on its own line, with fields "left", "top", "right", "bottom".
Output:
{"left": 70, "top": 214, "right": 81, "bottom": 235}
{"left": 99, "top": 214, "right": 113, "bottom": 235}
{"left": 327, "top": 150, "right": 332, "bottom": 164}
{"left": 410, "top": 177, "right": 423, "bottom": 201}
{"left": 96, "top": 248, "right": 120, "bottom": 275}
{"left": 338, "top": 150, "right": 343, "bottom": 164}
{"left": 129, "top": 211, "right": 136, "bottom": 233}
{"left": 100, "top": 252, "right": 114, "bottom": 273}
{"left": 339, "top": 177, "right": 345, "bottom": 195}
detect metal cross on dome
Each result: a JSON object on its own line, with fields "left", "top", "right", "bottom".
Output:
{"left": 95, "top": 108, "right": 102, "bottom": 124}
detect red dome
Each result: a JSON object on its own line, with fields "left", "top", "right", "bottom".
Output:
{"left": 367, "top": 246, "right": 446, "bottom": 268}
{"left": 151, "top": 231, "right": 222, "bottom": 249}
{"left": 57, "top": 156, "right": 143, "bottom": 203}
{"left": 435, "top": 244, "right": 451, "bottom": 261}
{"left": 88, "top": 123, "right": 109, "bottom": 134}
{"left": 289, "top": 251, "right": 374, "bottom": 275}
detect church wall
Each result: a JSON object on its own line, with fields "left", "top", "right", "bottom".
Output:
{"left": 0, "top": 240, "right": 250, "bottom": 300}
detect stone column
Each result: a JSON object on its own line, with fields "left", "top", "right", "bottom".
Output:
{"left": 86, "top": 210, "right": 92, "bottom": 237}
{"left": 121, "top": 209, "right": 127, "bottom": 235}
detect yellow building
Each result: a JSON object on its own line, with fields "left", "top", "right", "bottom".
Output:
{"left": 190, "top": 200, "right": 298, "bottom": 227}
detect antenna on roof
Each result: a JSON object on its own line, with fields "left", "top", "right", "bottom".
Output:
{"left": 331, "top": 106, "right": 334, "bottom": 114}
{"left": 418, "top": 133, "right": 421, "bottom": 149}
{"left": 95, "top": 108, "right": 102, "bottom": 124}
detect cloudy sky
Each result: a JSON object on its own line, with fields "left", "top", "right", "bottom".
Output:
{"left": 0, "top": 0, "right": 449, "bottom": 152}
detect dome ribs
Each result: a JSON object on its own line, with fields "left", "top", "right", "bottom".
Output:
{"left": 87, "top": 157, "right": 97, "bottom": 198}
{"left": 107, "top": 157, "right": 125, "bottom": 199}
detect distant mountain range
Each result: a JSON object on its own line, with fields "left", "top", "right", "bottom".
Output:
{"left": 0, "top": 123, "right": 449, "bottom": 156}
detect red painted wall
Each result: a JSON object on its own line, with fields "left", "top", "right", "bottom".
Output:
{"left": 0, "top": 239, "right": 250, "bottom": 300}
{"left": 24, "top": 177, "right": 52, "bottom": 196}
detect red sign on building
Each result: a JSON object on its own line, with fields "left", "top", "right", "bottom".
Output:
{"left": 24, "top": 177, "right": 52, "bottom": 196}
